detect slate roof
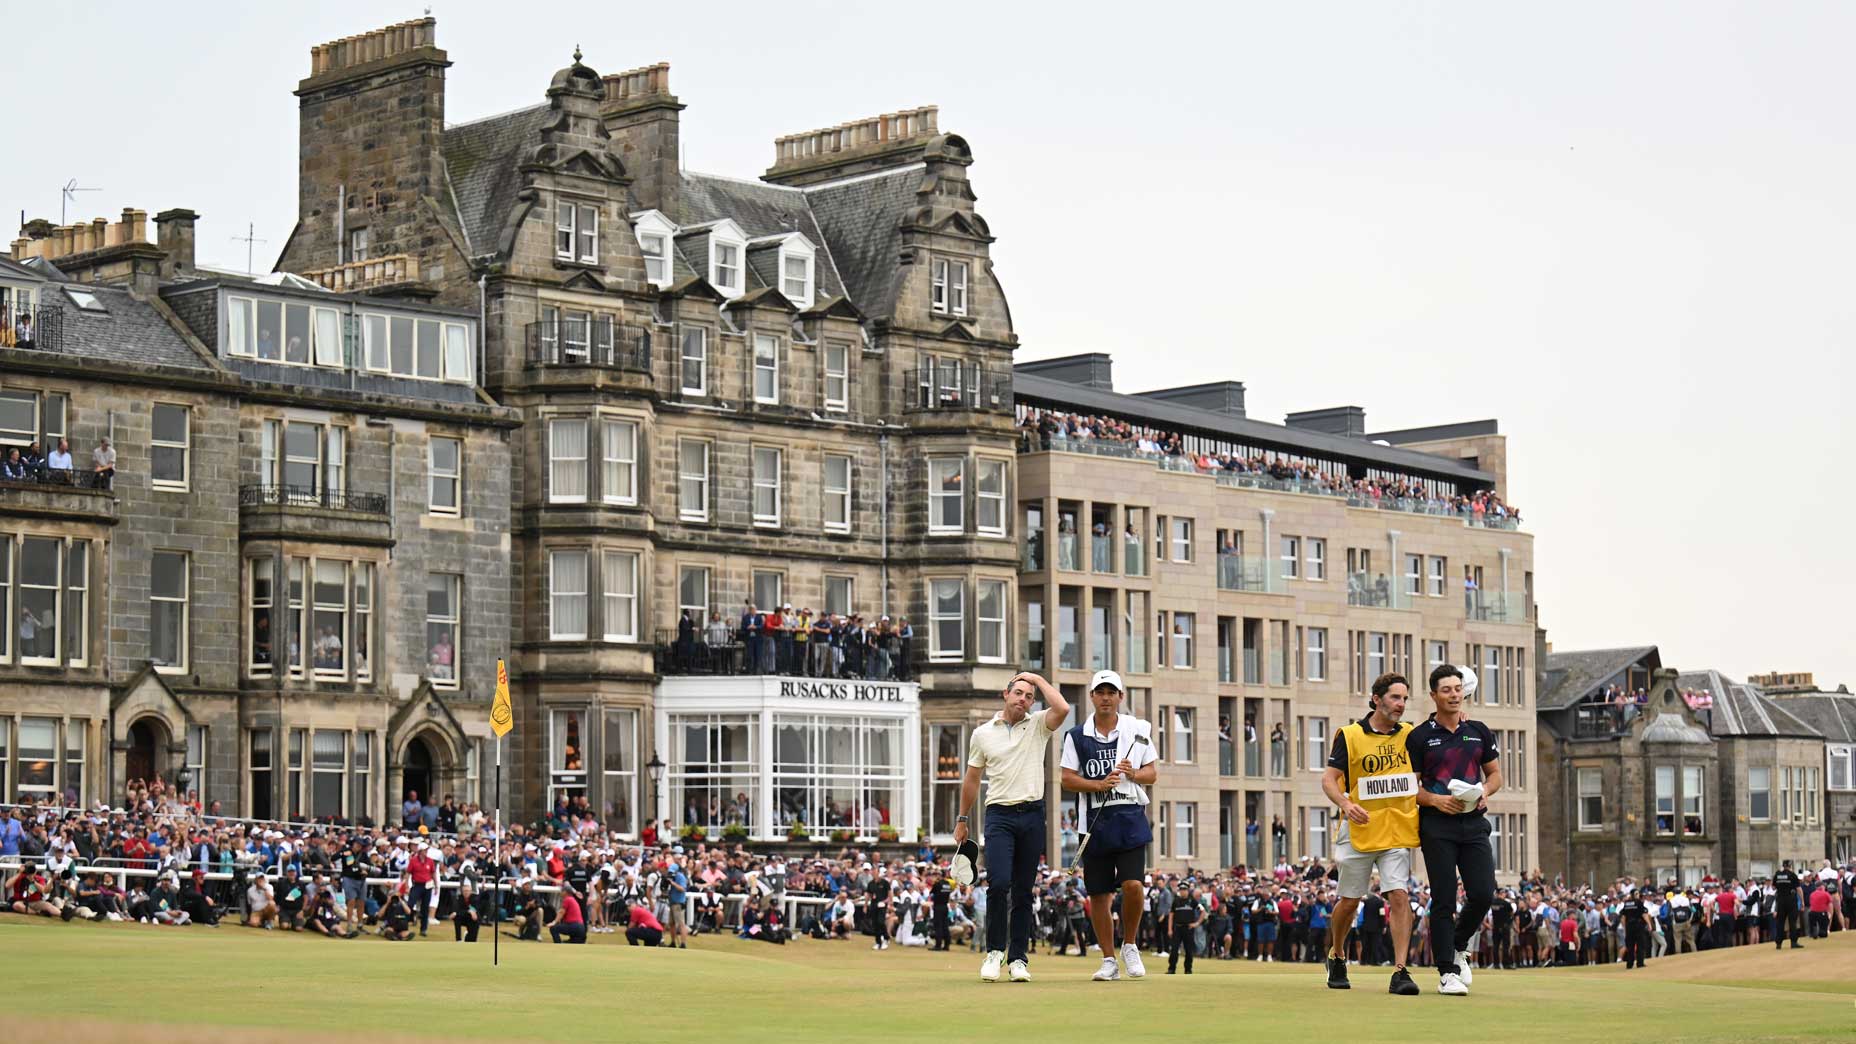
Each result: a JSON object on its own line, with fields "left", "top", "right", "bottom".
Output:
{"left": 442, "top": 104, "right": 553, "bottom": 258}
{"left": 1766, "top": 693, "right": 1856, "bottom": 744}
{"left": 803, "top": 166, "right": 922, "bottom": 319}
{"left": 0, "top": 254, "right": 39, "bottom": 280}
{"left": 678, "top": 173, "right": 847, "bottom": 302}
{"left": 1539, "top": 646, "right": 1660, "bottom": 712}
{"left": 1680, "top": 670, "right": 1823, "bottom": 739}
{"left": 52, "top": 284, "right": 214, "bottom": 371}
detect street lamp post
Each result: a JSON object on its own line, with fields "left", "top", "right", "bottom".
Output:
{"left": 646, "top": 752, "right": 666, "bottom": 833}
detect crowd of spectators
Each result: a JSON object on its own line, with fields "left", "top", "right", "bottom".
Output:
{"left": 6, "top": 793, "right": 1851, "bottom": 976}
{"left": 664, "top": 602, "right": 914, "bottom": 682}
{"left": 0, "top": 436, "right": 115, "bottom": 489}
{"left": 1018, "top": 408, "right": 1520, "bottom": 524}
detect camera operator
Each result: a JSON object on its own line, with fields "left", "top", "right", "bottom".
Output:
{"left": 7, "top": 860, "right": 62, "bottom": 917}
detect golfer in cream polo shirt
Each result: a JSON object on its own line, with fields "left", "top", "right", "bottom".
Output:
{"left": 956, "top": 671, "right": 1071, "bottom": 983}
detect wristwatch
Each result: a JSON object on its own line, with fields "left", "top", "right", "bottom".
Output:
{"left": 956, "top": 815, "right": 970, "bottom": 824}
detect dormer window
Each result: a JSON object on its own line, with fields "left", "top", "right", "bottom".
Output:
{"left": 556, "top": 200, "right": 599, "bottom": 264}
{"left": 777, "top": 235, "right": 815, "bottom": 309}
{"left": 706, "top": 220, "right": 747, "bottom": 299}
{"left": 714, "top": 243, "right": 741, "bottom": 294}
{"left": 631, "top": 210, "right": 678, "bottom": 289}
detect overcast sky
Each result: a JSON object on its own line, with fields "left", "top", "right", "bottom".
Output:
{"left": 7, "top": 2, "right": 1849, "bottom": 688}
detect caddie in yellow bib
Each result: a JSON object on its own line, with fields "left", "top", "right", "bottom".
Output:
{"left": 1319, "top": 672, "right": 1423, "bottom": 995}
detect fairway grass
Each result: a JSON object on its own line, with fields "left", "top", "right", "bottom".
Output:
{"left": 5, "top": 917, "right": 1853, "bottom": 1042}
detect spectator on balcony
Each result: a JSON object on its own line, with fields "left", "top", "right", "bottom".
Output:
{"left": 808, "top": 612, "right": 833, "bottom": 676}
{"left": 896, "top": 617, "right": 914, "bottom": 681}
{"left": 1463, "top": 569, "right": 1479, "bottom": 616}
{"left": 23, "top": 441, "right": 47, "bottom": 482}
{"left": 675, "top": 611, "right": 696, "bottom": 671}
{"left": 0, "top": 447, "right": 25, "bottom": 481}
{"left": 777, "top": 605, "right": 798, "bottom": 673}
{"left": 843, "top": 615, "right": 866, "bottom": 679}
{"left": 14, "top": 310, "right": 34, "bottom": 349}
{"left": 741, "top": 602, "right": 764, "bottom": 674}
{"left": 703, "top": 610, "right": 731, "bottom": 671}
{"left": 92, "top": 437, "right": 115, "bottom": 490}
{"left": 46, "top": 438, "right": 73, "bottom": 482}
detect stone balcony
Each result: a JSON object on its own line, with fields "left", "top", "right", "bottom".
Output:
{"left": 238, "top": 484, "right": 393, "bottom": 547}
{"left": 0, "top": 472, "right": 117, "bottom": 524}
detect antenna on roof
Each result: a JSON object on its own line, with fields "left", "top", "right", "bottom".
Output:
{"left": 231, "top": 222, "right": 268, "bottom": 275}
{"left": 60, "top": 178, "right": 101, "bottom": 225}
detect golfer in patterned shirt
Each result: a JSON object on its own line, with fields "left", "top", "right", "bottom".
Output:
{"left": 1059, "top": 670, "right": 1158, "bottom": 981}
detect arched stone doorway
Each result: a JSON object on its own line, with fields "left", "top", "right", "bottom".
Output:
{"left": 402, "top": 735, "right": 436, "bottom": 819}
{"left": 126, "top": 717, "right": 170, "bottom": 791}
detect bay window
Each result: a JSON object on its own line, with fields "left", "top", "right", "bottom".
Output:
{"left": 928, "top": 458, "right": 963, "bottom": 534}
{"left": 601, "top": 419, "right": 637, "bottom": 505}
{"left": 976, "top": 459, "right": 1006, "bottom": 536}
{"left": 601, "top": 550, "right": 638, "bottom": 642}
{"left": 977, "top": 579, "right": 1007, "bottom": 663}
{"left": 602, "top": 709, "right": 639, "bottom": 835}
{"left": 549, "top": 418, "right": 588, "bottom": 503}
{"left": 310, "top": 559, "right": 347, "bottom": 676}
{"left": 550, "top": 550, "right": 589, "bottom": 640}
{"left": 550, "top": 708, "right": 589, "bottom": 805}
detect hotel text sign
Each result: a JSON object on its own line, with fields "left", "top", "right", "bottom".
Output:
{"left": 779, "top": 680, "right": 908, "bottom": 703}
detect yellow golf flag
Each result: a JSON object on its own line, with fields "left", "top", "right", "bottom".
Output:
{"left": 491, "top": 658, "right": 513, "bottom": 737}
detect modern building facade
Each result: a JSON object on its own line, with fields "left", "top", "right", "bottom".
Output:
{"left": 1012, "top": 354, "right": 1538, "bottom": 878}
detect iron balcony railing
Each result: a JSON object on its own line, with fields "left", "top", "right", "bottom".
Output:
{"left": 0, "top": 305, "right": 64, "bottom": 352}
{"left": 527, "top": 318, "right": 653, "bottom": 372}
{"left": 239, "top": 484, "right": 389, "bottom": 514}
{"left": 906, "top": 367, "right": 1012, "bottom": 414}
{"left": 0, "top": 461, "right": 106, "bottom": 490}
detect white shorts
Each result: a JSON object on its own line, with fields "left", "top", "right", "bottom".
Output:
{"left": 1335, "top": 840, "right": 1412, "bottom": 899}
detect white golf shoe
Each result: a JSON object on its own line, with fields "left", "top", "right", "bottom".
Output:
{"left": 1455, "top": 949, "right": 1475, "bottom": 987}
{"left": 980, "top": 950, "right": 1004, "bottom": 982}
{"left": 1437, "top": 972, "right": 1469, "bottom": 996}
{"left": 1009, "top": 959, "right": 1032, "bottom": 982}
{"left": 1092, "top": 957, "right": 1121, "bottom": 981}
{"left": 1121, "top": 943, "right": 1147, "bottom": 978}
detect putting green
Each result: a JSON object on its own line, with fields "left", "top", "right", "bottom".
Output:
{"left": 5, "top": 917, "right": 1852, "bottom": 1042}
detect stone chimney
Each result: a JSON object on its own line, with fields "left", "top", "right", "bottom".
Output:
{"left": 153, "top": 209, "right": 198, "bottom": 277}
{"left": 763, "top": 106, "right": 939, "bottom": 187}
{"left": 1284, "top": 406, "right": 1367, "bottom": 439}
{"left": 601, "top": 62, "right": 683, "bottom": 216}
{"left": 280, "top": 17, "right": 449, "bottom": 276}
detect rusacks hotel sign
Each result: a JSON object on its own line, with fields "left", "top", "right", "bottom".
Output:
{"left": 778, "top": 680, "right": 909, "bottom": 704}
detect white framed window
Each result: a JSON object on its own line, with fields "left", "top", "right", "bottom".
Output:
{"left": 752, "top": 571, "right": 783, "bottom": 613}
{"left": 976, "top": 459, "right": 1006, "bottom": 536}
{"left": 678, "top": 438, "right": 710, "bottom": 522}
{"left": 928, "top": 458, "right": 964, "bottom": 534}
{"left": 1578, "top": 767, "right": 1604, "bottom": 830}
{"left": 1171, "top": 517, "right": 1193, "bottom": 562}
{"left": 824, "top": 575, "right": 853, "bottom": 617}
{"left": 753, "top": 333, "right": 780, "bottom": 404}
{"left": 247, "top": 557, "right": 273, "bottom": 674}
{"left": 709, "top": 222, "right": 746, "bottom": 297}
{"left": 778, "top": 237, "right": 815, "bottom": 308}
{"left": 348, "top": 226, "right": 369, "bottom": 262}
{"left": 1306, "top": 717, "right": 1328, "bottom": 773}
{"left": 225, "top": 296, "right": 256, "bottom": 356}
{"left": 1427, "top": 555, "right": 1447, "bottom": 597}
{"left": 1171, "top": 612, "right": 1195, "bottom": 669}
{"left": 363, "top": 313, "right": 388, "bottom": 372}
{"left": 929, "top": 578, "right": 964, "bottom": 661}
{"left": 548, "top": 419, "right": 588, "bottom": 503}
{"left": 324, "top": 427, "right": 345, "bottom": 501}
{"left": 752, "top": 446, "right": 782, "bottom": 527}
{"left": 1306, "top": 807, "right": 1328, "bottom": 858}
{"left": 822, "top": 342, "right": 849, "bottom": 412}
{"left": 186, "top": 724, "right": 208, "bottom": 803}
{"left": 550, "top": 550, "right": 589, "bottom": 640}
{"left": 601, "top": 419, "right": 638, "bottom": 505}
{"left": 1681, "top": 764, "right": 1704, "bottom": 835}
{"left": 1157, "top": 801, "right": 1170, "bottom": 857}
{"left": 62, "top": 542, "right": 87, "bottom": 667}
{"left": 1404, "top": 554, "right": 1423, "bottom": 596}
{"left": 1781, "top": 766, "right": 1792, "bottom": 822}
{"left": 310, "top": 559, "right": 349, "bottom": 678}
{"left": 640, "top": 233, "right": 669, "bottom": 286}
{"left": 443, "top": 323, "right": 471, "bottom": 382}
{"left": 602, "top": 708, "right": 640, "bottom": 835}
{"left": 150, "top": 404, "right": 190, "bottom": 490}
{"left": 1280, "top": 536, "right": 1300, "bottom": 579}
{"left": 1748, "top": 766, "right": 1771, "bottom": 822}
{"left": 1306, "top": 627, "right": 1327, "bottom": 681}
{"left": 633, "top": 211, "right": 676, "bottom": 288}
{"left": 977, "top": 579, "right": 1007, "bottom": 663}
{"left": 1831, "top": 745, "right": 1853, "bottom": 791}
{"left": 151, "top": 550, "right": 189, "bottom": 672}
{"left": 428, "top": 436, "right": 461, "bottom": 516}
{"left": 679, "top": 327, "right": 707, "bottom": 396}
{"left": 1427, "top": 640, "right": 1448, "bottom": 673}
{"left": 1174, "top": 801, "right": 1196, "bottom": 858}
{"left": 556, "top": 200, "right": 598, "bottom": 263}
{"left": 1172, "top": 707, "right": 1195, "bottom": 764}
{"left": 678, "top": 566, "right": 710, "bottom": 625}
{"left": 561, "top": 310, "right": 591, "bottom": 361}
{"left": 355, "top": 563, "right": 373, "bottom": 682}
{"left": 931, "top": 258, "right": 968, "bottom": 316}
{"left": 1808, "top": 766, "right": 1818, "bottom": 823}
{"left": 601, "top": 550, "right": 638, "bottom": 642}
{"left": 426, "top": 572, "right": 460, "bottom": 688}
{"left": 1306, "top": 538, "right": 1326, "bottom": 580}
{"left": 823, "top": 455, "right": 852, "bottom": 533}
{"left": 1654, "top": 765, "right": 1676, "bottom": 834}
